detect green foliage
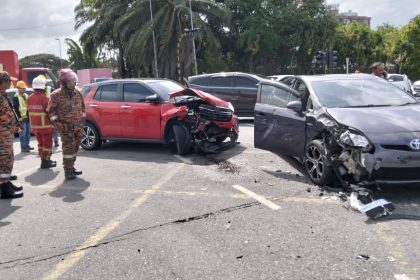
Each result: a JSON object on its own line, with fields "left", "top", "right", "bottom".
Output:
{"left": 19, "top": 54, "right": 69, "bottom": 76}
{"left": 65, "top": 38, "right": 99, "bottom": 70}
{"left": 74, "top": 0, "right": 419, "bottom": 80}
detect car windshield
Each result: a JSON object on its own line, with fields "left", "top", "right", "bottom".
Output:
{"left": 146, "top": 80, "right": 184, "bottom": 101}
{"left": 310, "top": 78, "right": 418, "bottom": 108}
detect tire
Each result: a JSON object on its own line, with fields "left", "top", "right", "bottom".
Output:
{"left": 170, "top": 123, "right": 192, "bottom": 155}
{"left": 81, "top": 122, "right": 102, "bottom": 150}
{"left": 304, "top": 139, "right": 334, "bottom": 186}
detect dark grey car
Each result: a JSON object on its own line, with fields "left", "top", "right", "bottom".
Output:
{"left": 188, "top": 72, "right": 262, "bottom": 117}
{"left": 254, "top": 74, "right": 420, "bottom": 186}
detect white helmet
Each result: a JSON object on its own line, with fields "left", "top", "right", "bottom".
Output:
{"left": 32, "top": 76, "right": 47, "bottom": 90}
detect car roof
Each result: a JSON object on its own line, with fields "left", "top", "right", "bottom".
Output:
{"left": 188, "top": 72, "right": 263, "bottom": 80}
{"left": 84, "top": 78, "right": 176, "bottom": 87}
{"left": 297, "top": 73, "right": 378, "bottom": 82}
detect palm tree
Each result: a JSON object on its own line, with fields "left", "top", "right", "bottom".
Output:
{"left": 112, "top": 0, "right": 230, "bottom": 79}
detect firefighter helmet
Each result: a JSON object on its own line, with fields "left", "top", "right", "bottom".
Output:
{"left": 32, "top": 76, "right": 47, "bottom": 90}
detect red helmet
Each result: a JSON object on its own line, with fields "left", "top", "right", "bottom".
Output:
{"left": 59, "top": 68, "right": 78, "bottom": 85}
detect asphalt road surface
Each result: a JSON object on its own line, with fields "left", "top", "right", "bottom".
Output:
{"left": 1, "top": 121, "right": 420, "bottom": 280}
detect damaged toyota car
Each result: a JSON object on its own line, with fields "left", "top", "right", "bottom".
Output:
{"left": 81, "top": 79, "right": 238, "bottom": 155}
{"left": 255, "top": 74, "right": 420, "bottom": 187}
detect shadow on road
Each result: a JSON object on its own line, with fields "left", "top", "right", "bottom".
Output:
{"left": 49, "top": 178, "right": 91, "bottom": 203}
{"left": 0, "top": 199, "right": 22, "bottom": 228}
{"left": 24, "top": 169, "right": 60, "bottom": 186}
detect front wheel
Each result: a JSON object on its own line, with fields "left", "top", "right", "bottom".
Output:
{"left": 304, "top": 139, "right": 334, "bottom": 186}
{"left": 81, "top": 122, "right": 102, "bottom": 150}
{"left": 168, "top": 123, "right": 193, "bottom": 155}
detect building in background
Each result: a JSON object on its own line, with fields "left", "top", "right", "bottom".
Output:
{"left": 329, "top": 4, "right": 371, "bottom": 28}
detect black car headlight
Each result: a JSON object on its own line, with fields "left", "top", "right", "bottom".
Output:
{"left": 339, "top": 130, "right": 371, "bottom": 150}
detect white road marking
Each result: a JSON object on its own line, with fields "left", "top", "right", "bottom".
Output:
{"left": 232, "top": 184, "right": 281, "bottom": 210}
{"left": 173, "top": 154, "right": 193, "bottom": 164}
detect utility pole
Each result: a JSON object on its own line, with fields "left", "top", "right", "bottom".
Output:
{"left": 149, "top": 0, "right": 159, "bottom": 77}
{"left": 54, "top": 38, "right": 62, "bottom": 69}
{"left": 189, "top": 0, "right": 198, "bottom": 75}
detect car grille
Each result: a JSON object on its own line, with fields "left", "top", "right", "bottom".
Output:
{"left": 199, "top": 104, "right": 232, "bottom": 121}
{"left": 373, "top": 167, "right": 420, "bottom": 181}
{"left": 381, "top": 145, "right": 412, "bottom": 151}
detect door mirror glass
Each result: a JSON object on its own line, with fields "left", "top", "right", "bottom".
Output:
{"left": 286, "top": 100, "right": 302, "bottom": 112}
{"left": 145, "top": 94, "right": 159, "bottom": 103}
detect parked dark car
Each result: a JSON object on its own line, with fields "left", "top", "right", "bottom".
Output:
{"left": 81, "top": 79, "right": 238, "bottom": 155}
{"left": 254, "top": 74, "right": 420, "bottom": 186}
{"left": 188, "top": 72, "right": 262, "bottom": 117}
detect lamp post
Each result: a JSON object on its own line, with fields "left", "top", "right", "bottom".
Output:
{"left": 54, "top": 38, "right": 62, "bottom": 69}
{"left": 149, "top": 0, "right": 159, "bottom": 77}
{"left": 189, "top": 0, "right": 198, "bottom": 75}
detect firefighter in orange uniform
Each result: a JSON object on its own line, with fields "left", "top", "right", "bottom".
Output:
{"left": 0, "top": 71, "right": 23, "bottom": 199}
{"left": 27, "top": 76, "right": 57, "bottom": 169}
{"left": 48, "top": 69, "right": 85, "bottom": 180}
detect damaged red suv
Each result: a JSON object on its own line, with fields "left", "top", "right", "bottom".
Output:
{"left": 80, "top": 79, "right": 239, "bottom": 154}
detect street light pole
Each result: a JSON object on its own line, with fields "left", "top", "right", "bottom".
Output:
{"left": 54, "top": 38, "right": 62, "bottom": 69}
{"left": 149, "top": 0, "right": 159, "bottom": 78}
{"left": 189, "top": 0, "right": 198, "bottom": 75}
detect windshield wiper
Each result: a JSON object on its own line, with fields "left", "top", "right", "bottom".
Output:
{"left": 398, "top": 102, "right": 417, "bottom": 106}
{"left": 343, "top": 104, "right": 391, "bottom": 108}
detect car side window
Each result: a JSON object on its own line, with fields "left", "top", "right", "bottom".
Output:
{"left": 94, "top": 84, "right": 118, "bottom": 102}
{"left": 210, "top": 76, "right": 233, "bottom": 87}
{"left": 260, "top": 85, "right": 291, "bottom": 108}
{"left": 235, "top": 77, "right": 258, "bottom": 89}
{"left": 123, "top": 83, "right": 154, "bottom": 102}
{"left": 190, "top": 76, "right": 210, "bottom": 86}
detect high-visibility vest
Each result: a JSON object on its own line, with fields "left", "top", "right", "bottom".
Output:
{"left": 14, "top": 93, "right": 28, "bottom": 120}
{"left": 27, "top": 91, "right": 53, "bottom": 132}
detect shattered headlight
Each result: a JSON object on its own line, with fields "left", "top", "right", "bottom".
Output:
{"left": 227, "top": 102, "right": 235, "bottom": 112}
{"left": 339, "top": 130, "right": 370, "bottom": 148}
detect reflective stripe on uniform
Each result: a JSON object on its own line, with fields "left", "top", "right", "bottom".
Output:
{"left": 63, "top": 154, "right": 76, "bottom": 159}
{"left": 43, "top": 148, "right": 52, "bottom": 152}
{"left": 29, "top": 112, "right": 47, "bottom": 116}
{"left": 0, "top": 173, "right": 11, "bottom": 179}
{"left": 31, "top": 124, "right": 54, "bottom": 129}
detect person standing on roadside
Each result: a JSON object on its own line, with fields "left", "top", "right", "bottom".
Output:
{"left": 27, "top": 76, "right": 57, "bottom": 169}
{"left": 0, "top": 71, "right": 23, "bottom": 199}
{"left": 48, "top": 69, "right": 85, "bottom": 180}
{"left": 13, "top": 80, "right": 34, "bottom": 153}
{"left": 371, "top": 62, "right": 388, "bottom": 80}
{"left": 38, "top": 75, "right": 59, "bottom": 147}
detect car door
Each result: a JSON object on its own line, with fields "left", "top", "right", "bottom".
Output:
{"left": 254, "top": 82, "right": 305, "bottom": 157}
{"left": 119, "top": 82, "right": 161, "bottom": 139}
{"left": 88, "top": 83, "right": 122, "bottom": 137}
{"left": 208, "top": 75, "right": 238, "bottom": 105}
{"left": 234, "top": 75, "right": 259, "bottom": 115}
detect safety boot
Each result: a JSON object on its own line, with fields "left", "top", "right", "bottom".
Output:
{"left": 65, "top": 171, "right": 76, "bottom": 180}
{"left": 40, "top": 159, "right": 57, "bottom": 169}
{"left": 1, "top": 182, "right": 24, "bottom": 199}
{"left": 73, "top": 168, "right": 83, "bottom": 176}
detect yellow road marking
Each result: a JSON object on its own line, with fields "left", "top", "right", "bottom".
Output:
{"left": 232, "top": 185, "right": 281, "bottom": 210}
{"left": 41, "top": 163, "right": 185, "bottom": 280}
{"left": 375, "top": 223, "right": 417, "bottom": 279}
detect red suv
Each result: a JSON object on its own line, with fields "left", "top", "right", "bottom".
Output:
{"left": 81, "top": 79, "right": 239, "bottom": 155}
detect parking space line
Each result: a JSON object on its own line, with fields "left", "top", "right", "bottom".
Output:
{"left": 232, "top": 185, "right": 281, "bottom": 210}
{"left": 375, "top": 223, "right": 416, "bottom": 279}
{"left": 173, "top": 154, "right": 194, "bottom": 164}
{"left": 41, "top": 163, "right": 186, "bottom": 280}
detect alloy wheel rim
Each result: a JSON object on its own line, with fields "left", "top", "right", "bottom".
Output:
{"left": 82, "top": 126, "right": 95, "bottom": 148}
{"left": 305, "top": 145, "right": 324, "bottom": 181}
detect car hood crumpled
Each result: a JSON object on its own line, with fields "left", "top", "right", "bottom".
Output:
{"left": 326, "top": 105, "right": 420, "bottom": 138}
{"left": 169, "top": 88, "right": 229, "bottom": 108}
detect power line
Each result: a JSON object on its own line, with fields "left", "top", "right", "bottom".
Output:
{"left": 0, "top": 21, "right": 74, "bottom": 31}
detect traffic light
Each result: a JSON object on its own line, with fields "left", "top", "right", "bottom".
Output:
{"left": 328, "top": 50, "right": 338, "bottom": 69}
{"left": 315, "top": 51, "right": 327, "bottom": 68}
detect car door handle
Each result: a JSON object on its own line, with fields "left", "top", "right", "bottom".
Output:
{"left": 120, "top": 105, "right": 131, "bottom": 109}
{"left": 89, "top": 104, "right": 98, "bottom": 108}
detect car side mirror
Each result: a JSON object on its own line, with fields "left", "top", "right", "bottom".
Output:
{"left": 145, "top": 94, "right": 160, "bottom": 103}
{"left": 286, "top": 100, "right": 302, "bottom": 112}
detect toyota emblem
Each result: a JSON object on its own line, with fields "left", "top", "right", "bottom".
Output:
{"left": 409, "top": 139, "right": 420, "bottom": 150}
